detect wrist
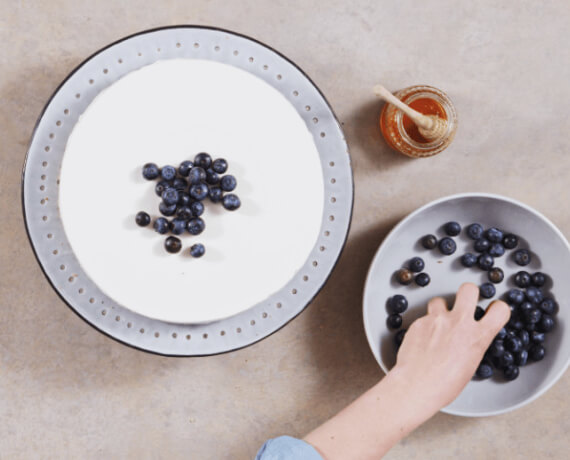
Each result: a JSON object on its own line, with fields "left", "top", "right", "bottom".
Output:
{"left": 381, "top": 365, "right": 442, "bottom": 424}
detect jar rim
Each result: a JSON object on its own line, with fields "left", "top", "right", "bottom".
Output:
{"left": 395, "top": 88, "right": 458, "bottom": 152}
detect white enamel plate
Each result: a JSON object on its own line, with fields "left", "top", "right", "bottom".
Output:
{"left": 23, "top": 26, "right": 353, "bottom": 356}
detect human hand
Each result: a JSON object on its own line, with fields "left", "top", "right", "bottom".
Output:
{"left": 392, "top": 282, "right": 510, "bottom": 414}
{"left": 304, "top": 283, "right": 510, "bottom": 460}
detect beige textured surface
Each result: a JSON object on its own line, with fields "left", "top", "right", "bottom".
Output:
{"left": 1, "top": 1, "right": 569, "bottom": 458}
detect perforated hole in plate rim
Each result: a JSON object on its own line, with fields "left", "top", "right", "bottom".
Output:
{"left": 21, "top": 25, "right": 353, "bottom": 356}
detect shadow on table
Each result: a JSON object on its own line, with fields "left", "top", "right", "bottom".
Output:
{"left": 344, "top": 98, "right": 410, "bottom": 170}
{"left": 301, "top": 219, "right": 400, "bottom": 394}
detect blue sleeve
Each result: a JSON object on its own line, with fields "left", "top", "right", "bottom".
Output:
{"left": 255, "top": 436, "right": 323, "bottom": 460}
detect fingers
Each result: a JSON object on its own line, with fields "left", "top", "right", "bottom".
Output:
{"left": 451, "top": 282, "right": 480, "bottom": 318}
{"left": 479, "top": 300, "right": 510, "bottom": 341}
{"left": 427, "top": 296, "right": 447, "bottom": 316}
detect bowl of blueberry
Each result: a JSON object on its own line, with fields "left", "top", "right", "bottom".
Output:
{"left": 363, "top": 193, "right": 570, "bottom": 416}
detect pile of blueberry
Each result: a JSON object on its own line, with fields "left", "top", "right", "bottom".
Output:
{"left": 135, "top": 152, "right": 241, "bottom": 257}
{"left": 387, "top": 221, "right": 559, "bottom": 382}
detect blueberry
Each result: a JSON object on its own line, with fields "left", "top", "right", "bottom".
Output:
{"left": 525, "top": 287, "right": 543, "bottom": 304}
{"left": 389, "top": 295, "right": 408, "bottom": 314}
{"left": 505, "top": 336, "right": 523, "bottom": 353}
{"left": 178, "top": 192, "right": 191, "bottom": 207}
{"left": 513, "top": 249, "right": 531, "bottom": 266}
{"left": 529, "top": 344, "right": 546, "bottom": 361}
{"left": 188, "top": 167, "right": 206, "bottom": 185}
{"left": 514, "top": 271, "right": 532, "bottom": 288}
{"left": 475, "top": 362, "right": 493, "bottom": 379}
{"left": 161, "top": 165, "right": 176, "bottom": 181}
{"left": 525, "top": 323, "right": 536, "bottom": 332}
{"left": 187, "top": 217, "right": 206, "bottom": 235}
{"left": 394, "top": 329, "right": 407, "bottom": 348}
{"left": 531, "top": 272, "right": 546, "bottom": 287}
{"left": 396, "top": 268, "right": 414, "bottom": 285}
{"left": 515, "top": 349, "right": 529, "bottom": 367}
{"left": 488, "top": 243, "right": 505, "bottom": 257}
{"left": 518, "top": 330, "right": 530, "bottom": 347}
{"left": 190, "top": 183, "right": 209, "bottom": 201}
{"left": 189, "top": 201, "right": 205, "bottom": 217}
{"left": 507, "top": 327, "right": 518, "bottom": 338}
{"left": 153, "top": 217, "right": 169, "bottom": 234}
{"left": 474, "top": 238, "right": 490, "bottom": 253}
{"left": 488, "top": 340, "right": 505, "bottom": 357}
{"left": 466, "top": 223, "right": 484, "bottom": 240}
{"left": 407, "top": 257, "right": 424, "bottom": 273}
{"left": 461, "top": 253, "right": 478, "bottom": 268}
{"left": 162, "top": 188, "right": 179, "bottom": 206}
{"left": 194, "top": 152, "right": 212, "bottom": 169}
{"left": 212, "top": 158, "right": 228, "bottom": 174}
{"left": 170, "top": 217, "right": 187, "bottom": 235}
{"left": 421, "top": 234, "right": 438, "bottom": 249}
{"left": 172, "top": 177, "right": 188, "bottom": 192}
{"left": 209, "top": 186, "right": 223, "bottom": 203}
{"left": 220, "top": 174, "right": 237, "bottom": 192}
{"left": 539, "top": 298, "right": 556, "bottom": 315}
{"left": 155, "top": 180, "right": 171, "bottom": 197}
{"left": 164, "top": 236, "right": 182, "bottom": 254}
{"left": 387, "top": 313, "right": 403, "bottom": 330}
{"left": 506, "top": 289, "right": 525, "bottom": 305}
{"left": 474, "top": 306, "right": 485, "bottom": 321}
{"left": 519, "top": 301, "right": 533, "bottom": 313}
{"left": 485, "top": 227, "right": 504, "bottom": 243}
{"left": 488, "top": 267, "right": 504, "bottom": 284}
{"left": 537, "top": 315, "right": 555, "bottom": 333}
{"left": 159, "top": 201, "right": 177, "bottom": 217}
{"left": 478, "top": 253, "right": 494, "bottom": 271}
{"left": 480, "top": 283, "right": 496, "bottom": 299}
{"left": 178, "top": 160, "right": 193, "bottom": 177}
{"left": 524, "top": 308, "right": 542, "bottom": 325}
{"left": 176, "top": 206, "right": 193, "bottom": 220}
{"left": 500, "top": 351, "right": 515, "bottom": 368}
{"left": 135, "top": 211, "right": 150, "bottom": 227}
{"left": 205, "top": 168, "right": 220, "bottom": 185}
{"left": 189, "top": 243, "right": 205, "bottom": 258}
{"left": 438, "top": 237, "right": 456, "bottom": 255}
{"left": 496, "top": 328, "right": 508, "bottom": 340}
{"left": 503, "top": 364, "right": 520, "bottom": 381}
{"left": 444, "top": 221, "right": 461, "bottom": 236}
{"left": 222, "top": 193, "right": 241, "bottom": 211}
{"left": 503, "top": 233, "right": 519, "bottom": 250}
{"left": 530, "top": 331, "right": 546, "bottom": 343}
{"left": 142, "top": 162, "right": 160, "bottom": 180}
{"left": 508, "top": 318, "right": 524, "bottom": 331}
{"left": 415, "top": 273, "right": 430, "bottom": 287}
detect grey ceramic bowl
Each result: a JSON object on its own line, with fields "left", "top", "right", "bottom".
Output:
{"left": 363, "top": 193, "right": 569, "bottom": 416}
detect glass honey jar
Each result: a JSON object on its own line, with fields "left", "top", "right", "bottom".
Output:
{"left": 379, "top": 85, "right": 458, "bottom": 158}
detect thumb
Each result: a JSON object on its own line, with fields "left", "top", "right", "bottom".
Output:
{"left": 479, "top": 300, "right": 510, "bottom": 343}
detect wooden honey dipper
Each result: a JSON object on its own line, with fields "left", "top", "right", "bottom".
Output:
{"left": 373, "top": 84, "right": 447, "bottom": 141}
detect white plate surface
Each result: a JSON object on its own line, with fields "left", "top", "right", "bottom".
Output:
{"left": 59, "top": 59, "right": 324, "bottom": 324}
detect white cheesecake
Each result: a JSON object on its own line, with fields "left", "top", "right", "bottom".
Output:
{"left": 59, "top": 59, "right": 324, "bottom": 324}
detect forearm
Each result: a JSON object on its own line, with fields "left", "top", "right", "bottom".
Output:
{"left": 304, "top": 367, "right": 438, "bottom": 460}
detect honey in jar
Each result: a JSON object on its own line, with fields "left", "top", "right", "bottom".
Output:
{"left": 380, "top": 85, "right": 457, "bottom": 158}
